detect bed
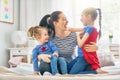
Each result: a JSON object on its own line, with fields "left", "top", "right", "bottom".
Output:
{"left": 1, "top": 51, "right": 120, "bottom": 80}
{"left": 1, "top": 62, "right": 120, "bottom": 80}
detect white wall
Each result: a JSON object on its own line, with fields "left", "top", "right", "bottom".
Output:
{"left": 20, "top": 0, "right": 51, "bottom": 30}
{"left": 0, "top": 0, "right": 19, "bottom": 67}
{"left": 24, "top": 0, "right": 120, "bottom": 47}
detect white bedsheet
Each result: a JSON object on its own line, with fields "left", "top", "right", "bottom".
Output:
{"left": 11, "top": 60, "right": 120, "bottom": 74}
{"left": 1, "top": 64, "right": 120, "bottom": 80}
{"left": 10, "top": 63, "right": 33, "bottom": 75}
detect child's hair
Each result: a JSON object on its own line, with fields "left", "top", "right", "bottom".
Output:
{"left": 82, "top": 7, "right": 102, "bottom": 39}
{"left": 27, "top": 26, "right": 48, "bottom": 39}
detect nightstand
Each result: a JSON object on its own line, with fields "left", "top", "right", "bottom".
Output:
{"left": 8, "top": 47, "right": 33, "bottom": 64}
{"left": 109, "top": 44, "right": 120, "bottom": 59}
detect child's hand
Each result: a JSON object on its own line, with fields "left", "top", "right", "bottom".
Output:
{"left": 53, "top": 53, "right": 59, "bottom": 57}
{"left": 79, "top": 33, "right": 83, "bottom": 39}
{"left": 38, "top": 54, "right": 51, "bottom": 63}
{"left": 77, "top": 33, "right": 81, "bottom": 39}
{"left": 33, "top": 71, "right": 39, "bottom": 75}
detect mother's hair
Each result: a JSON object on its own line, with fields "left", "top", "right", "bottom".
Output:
{"left": 39, "top": 14, "right": 50, "bottom": 26}
{"left": 39, "top": 14, "right": 53, "bottom": 36}
{"left": 49, "top": 11, "right": 63, "bottom": 37}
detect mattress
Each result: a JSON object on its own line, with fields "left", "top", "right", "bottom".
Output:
{"left": 0, "top": 64, "right": 120, "bottom": 80}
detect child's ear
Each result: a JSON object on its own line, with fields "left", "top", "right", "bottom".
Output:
{"left": 87, "top": 15, "right": 93, "bottom": 21}
{"left": 36, "top": 35, "right": 41, "bottom": 40}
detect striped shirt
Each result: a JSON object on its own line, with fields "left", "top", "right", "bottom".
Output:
{"left": 51, "top": 32, "right": 77, "bottom": 62}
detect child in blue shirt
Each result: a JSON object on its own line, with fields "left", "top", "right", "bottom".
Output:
{"left": 29, "top": 26, "right": 67, "bottom": 75}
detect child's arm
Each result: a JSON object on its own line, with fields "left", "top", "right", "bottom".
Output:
{"left": 77, "top": 27, "right": 93, "bottom": 48}
{"left": 77, "top": 33, "right": 89, "bottom": 47}
{"left": 32, "top": 47, "right": 39, "bottom": 75}
{"left": 67, "top": 27, "right": 83, "bottom": 32}
{"left": 49, "top": 41, "right": 59, "bottom": 57}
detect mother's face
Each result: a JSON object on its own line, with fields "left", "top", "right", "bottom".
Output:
{"left": 54, "top": 13, "right": 68, "bottom": 31}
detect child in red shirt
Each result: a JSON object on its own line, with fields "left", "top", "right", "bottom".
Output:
{"left": 68, "top": 7, "right": 107, "bottom": 74}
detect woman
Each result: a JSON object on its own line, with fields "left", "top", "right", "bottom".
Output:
{"left": 37, "top": 11, "right": 98, "bottom": 75}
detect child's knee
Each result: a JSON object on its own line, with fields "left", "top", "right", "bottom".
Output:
{"left": 51, "top": 56, "right": 58, "bottom": 61}
{"left": 58, "top": 57, "right": 66, "bottom": 64}
{"left": 58, "top": 57, "right": 65, "bottom": 61}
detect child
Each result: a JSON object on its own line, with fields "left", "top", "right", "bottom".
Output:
{"left": 68, "top": 7, "right": 107, "bottom": 74}
{"left": 28, "top": 26, "right": 67, "bottom": 75}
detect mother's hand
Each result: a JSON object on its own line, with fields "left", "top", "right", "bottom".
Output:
{"left": 84, "top": 42, "right": 98, "bottom": 52}
{"left": 38, "top": 54, "right": 51, "bottom": 63}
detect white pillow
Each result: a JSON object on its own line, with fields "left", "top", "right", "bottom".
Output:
{"left": 98, "top": 52, "right": 115, "bottom": 67}
{"left": 8, "top": 56, "right": 23, "bottom": 67}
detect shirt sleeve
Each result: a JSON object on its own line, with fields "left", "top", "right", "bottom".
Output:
{"left": 32, "top": 46, "right": 39, "bottom": 71}
{"left": 84, "top": 26, "right": 93, "bottom": 35}
{"left": 49, "top": 41, "right": 59, "bottom": 53}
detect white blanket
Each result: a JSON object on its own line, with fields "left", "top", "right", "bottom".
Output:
{"left": 0, "top": 65, "right": 120, "bottom": 80}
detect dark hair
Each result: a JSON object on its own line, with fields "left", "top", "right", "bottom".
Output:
{"left": 96, "top": 8, "right": 102, "bottom": 39}
{"left": 49, "top": 11, "right": 63, "bottom": 37}
{"left": 39, "top": 14, "right": 53, "bottom": 36}
{"left": 39, "top": 14, "right": 50, "bottom": 26}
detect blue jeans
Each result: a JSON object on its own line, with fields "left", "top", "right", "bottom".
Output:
{"left": 50, "top": 56, "right": 58, "bottom": 75}
{"left": 68, "top": 56, "right": 97, "bottom": 74}
{"left": 39, "top": 57, "right": 67, "bottom": 75}
{"left": 39, "top": 61, "right": 51, "bottom": 75}
{"left": 39, "top": 56, "right": 97, "bottom": 75}
{"left": 57, "top": 57, "right": 67, "bottom": 74}
{"left": 40, "top": 56, "right": 58, "bottom": 75}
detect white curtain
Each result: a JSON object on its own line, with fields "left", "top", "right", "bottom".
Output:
{"left": 19, "top": 0, "right": 50, "bottom": 30}
{"left": 19, "top": 0, "right": 120, "bottom": 51}
{"left": 19, "top": 0, "right": 100, "bottom": 30}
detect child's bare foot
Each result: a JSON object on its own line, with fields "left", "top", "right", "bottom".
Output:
{"left": 62, "top": 74, "right": 68, "bottom": 76}
{"left": 55, "top": 73, "right": 61, "bottom": 76}
{"left": 96, "top": 68, "right": 108, "bottom": 74}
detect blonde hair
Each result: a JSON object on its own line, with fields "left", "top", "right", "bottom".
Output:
{"left": 82, "top": 7, "right": 97, "bottom": 20}
{"left": 27, "top": 26, "right": 48, "bottom": 39}
{"left": 82, "top": 7, "right": 102, "bottom": 38}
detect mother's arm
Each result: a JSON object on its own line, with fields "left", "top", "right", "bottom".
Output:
{"left": 84, "top": 42, "right": 98, "bottom": 52}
